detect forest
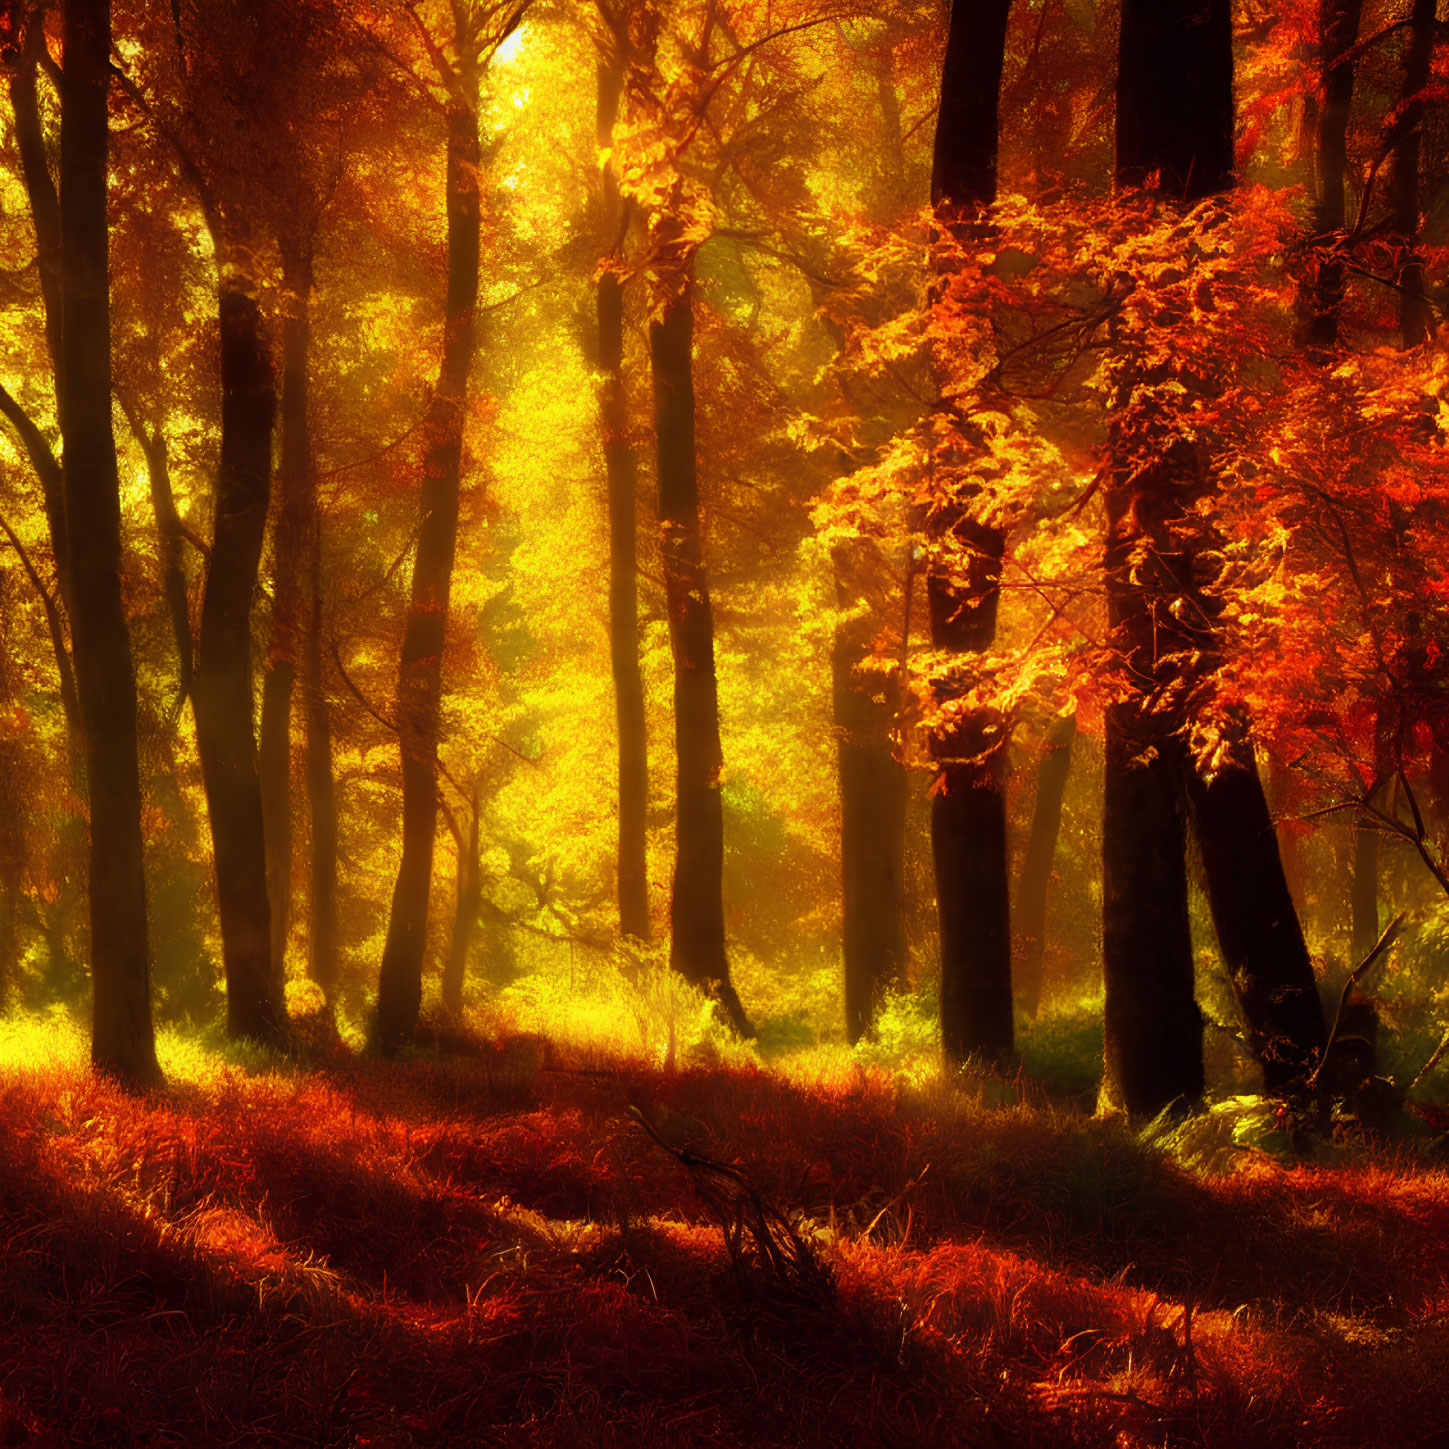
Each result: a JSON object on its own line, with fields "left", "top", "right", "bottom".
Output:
{"left": 2, "top": 0, "right": 1449, "bottom": 1444}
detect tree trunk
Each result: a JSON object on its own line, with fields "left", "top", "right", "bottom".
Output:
{"left": 11, "top": 10, "right": 64, "bottom": 395}
{"left": 1305, "top": 0, "right": 1364, "bottom": 352}
{"left": 1015, "top": 711, "right": 1075, "bottom": 1019}
{"left": 441, "top": 792, "right": 480, "bottom": 1015}
{"left": 59, "top": 0, "right": 159, "bottom": 1086}
{"left": 259, "top": 246, "right": 313, "bottom": 987}
{"left": 652, "top": 273, "right": 752, "bottom": 1039}
{"left": 1102, "top": 0, "right": 1234, "bottom": 1118}
{"left": 597, "top": 51, "right": 650, "bottom": 941}
{"left": 1350, "top": 805, "right": 1380, "bottom": 962}
{"left": 374, "top": 95, "right": 480, "bottom": 1051}
{"left": 303, "top": 504, "right": 339, "bottom": 998}
{"left": 1389, "top": 0, "right": 1437, "bottom": 347}
{"left": 140, "top": 431, "right": 193, "bottom": 708}
{"left": 928, "top": 0, "right": 1015, "bottom": 1065}
{"left": 193, "top": 230, "right": 285, "bottom": 1047}
{"left": 834, "top": 544, "right": 908, "bottom": 1044}
{"left": 1187, "top": 722, "right": 1327, "bottom": 1091}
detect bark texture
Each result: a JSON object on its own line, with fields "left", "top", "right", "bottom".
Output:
{"left": 60, "top": 0, "right": 159, "bottom": 1085}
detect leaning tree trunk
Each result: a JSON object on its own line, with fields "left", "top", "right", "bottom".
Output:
{"left": 193, "top": 227, "right": 286, "bottom": 1048}
{"left": 834, "top": 543, "right": 908, "bottom": 1044}
{"left": 59, "top": 0, "right": 159, "bottom": 1085}
{"left": 1187, "top": 721, "right": 1327, "bottom": 1091}
{"left": 259, "top": 245, "right": 314, "bottom": 987}
{"left": 1015, "top": 711, "right": 1075, "bottom": 1018}
{"left": 374, "top": 94, "right": 480, "bottom": 1051}
{"left": 597, "top": 50, "right": 650, "bottom": 941}
{"left": 652, "top": 271, "right": 752, "bottom": 1038}
{"left": 928, "top": 0, "right": 1015, "bottom": 1064}
{"left": 127, "top": 416, "right": 193, "bottom": 709}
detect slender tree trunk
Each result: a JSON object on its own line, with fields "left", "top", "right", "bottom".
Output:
{"left": 7, "top": 18, "right": 78, "bottom": 690}
{"left": 304, "top": 509, "right": 339, "bottom": 998}
{"left": 259, "top": 246, "right": 314, "bottom": 986}
{"left": 597, "top": 51, "right": 650, "bottom": 941}
{"left": 652, "top": 271, "right": 752, "bottom": 1038}
{"left": 929, "top": 0, "right": 1014, "bottom": 1064}
{"left": 10, "top": 10, "right": 64, "bottom": 395}
{"left": 1350, "top": 797, "right": 1381, "bottom": 961}
{"left": 1103, "top": 0, "right": 1235, "bottom": 1117}
{"left": 118, "top": 399, "right": 192, "bottom": 708}
{"left": 59, "top": 0, "right": 158, "bottom": 1085}
{"left": 0, "top": 603, "right": 26, "bottom": 1010}
{"left": 441, "top": 791, "right": 480, "bottom": 1015}
{"left": 835, "top": 544, "right": 908, "bottom": 1044}
{"left": 193, "top": 229, "right": 285, "bottom": 1047}
{"left": 375, "top": 94, "right": 480, "bottom": 1051}
{"left": 1015, "top": 711, "right": 1075, "bottom": 1018}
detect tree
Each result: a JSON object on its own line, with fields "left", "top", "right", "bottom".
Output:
{"left": 60, "top": 0, "right": 159, "bottom": 1083}
{"left": 1105, "top": 0, "right": 1327, "bottom": 1113}
{"left": 651, "top": 267, "right": 753, "bottom": 1037}
{"left": 1100, "top": 0, "right": 1233, "bottom": 1117}
{"left": 1015, "top": 710, "right": 1075, "bottom": 1019}
{"left": 928, "top": 0, "right": 1014, "bottom": 1063}
{"left": 593, "top": 4, "right": 650, "bottom": 942}
{"left": 374, "top": 0, "right": 526, "bottom": 1051}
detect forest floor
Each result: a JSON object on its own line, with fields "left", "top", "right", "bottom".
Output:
{"left": 1, "top": 1013, "right": 1448, "bottom": 1449}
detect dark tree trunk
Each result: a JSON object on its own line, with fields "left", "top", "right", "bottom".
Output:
{"left": 1102, "top": 0, "right": 1234, "bottom": 1118}
{"left": 1390, "top": 0, "right": 1437, "bottom": 347}
{"left": 193, "top": 232, "right": 285, "bottom": 1048}
{"left": 834, "top": 544, "right": 908, "bottom": 1044}
{"left": 928, "top": 0, "right": 1014, "bottom": 1065}
{"left": 1305, "top": 0, "right": 1364, "bottom": 351}
{"left": 7, "top": 17, "right": 73, "bottom": 631}
{"left": 441, "top": 792, "right": 480, "bottom": 1015}
{"left": 11, "top": 11, "right": 63, "bottom": 390}
{"left": 118, "top": 398, "right": 192, "bottom": 709}
{"left": 0, "top": 594, "right": 27, "bottom": 1009}
{"left": 652, "top": 274, "right": 752, "bottom": 1039}
{"left": 1187, "top": 723, "right": 1327, "bottom": 1091}
{"left": 374, "top": 96, "right": 480, "bottom": 1051}
{"left": 259, "top": 246, "right": 314, "bottom": 986}
{"left": 1350, "top": 805, "right": 1380, "bottom": 962}
{"left": 597, "top": 52, "right": 649, "bottom": 941}
{"left": 1015, "top": 711, "right": 1076, "bottom": 1018}
{"left": 59, "top": 0, "right": 159, "bottom": 1086}
{"left": 1115, "top": 0, "right": 1234, "bottom": 202}
{"left": 303, "top": 507, "right": 339, "bottom": 999}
